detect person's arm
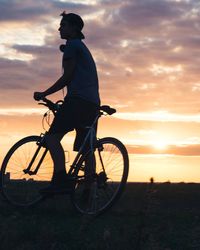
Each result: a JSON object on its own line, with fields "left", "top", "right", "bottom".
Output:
{"left": 34, "top": 57, "right": 76, "bottom": 100}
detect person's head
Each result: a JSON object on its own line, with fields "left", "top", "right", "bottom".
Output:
{"left": 59, "top": 12, "right": 85, "bottom": 40}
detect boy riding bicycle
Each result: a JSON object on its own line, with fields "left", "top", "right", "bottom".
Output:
{"left": 34, "top": 12, "right": 100, "bottom": 194}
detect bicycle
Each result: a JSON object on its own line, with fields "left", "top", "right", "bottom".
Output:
{"left": 0, "top": 98, "right": 129, "bottom": 216}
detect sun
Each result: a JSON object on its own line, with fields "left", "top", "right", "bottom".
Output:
{"left": 153, "top": 141, "right": 169, "bottom": 150}
{"left": 148, "top": 131, "right": 172, "bottom": 151}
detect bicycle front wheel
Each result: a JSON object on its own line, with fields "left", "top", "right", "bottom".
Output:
{"left": 1, "top": 136, "right": 53, "bottom": 206}
{"left": 71, "top": 137, "right": 129, "bottom": 216}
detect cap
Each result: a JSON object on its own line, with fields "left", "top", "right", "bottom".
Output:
{"left": 61, "top": 12, "right": 85, "bottom": 39}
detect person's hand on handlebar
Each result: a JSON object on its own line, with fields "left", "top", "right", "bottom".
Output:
{"left": 34, "top": 92, "right": 46, "bottom": 101}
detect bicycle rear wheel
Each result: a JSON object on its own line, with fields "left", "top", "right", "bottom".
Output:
{"left": 1, "top": 136, "right": 53, "bottom": 206}
{"left": 71, "top": 137, "right": 129, "bottom": 216}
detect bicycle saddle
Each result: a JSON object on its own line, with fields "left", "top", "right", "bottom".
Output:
{"left": 100, "top": 105, "right": 116, "bottom": 115}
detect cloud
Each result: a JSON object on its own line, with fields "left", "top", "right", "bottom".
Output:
{"left": 0, "top": 0, "right": 99, "bottom": 22}
{"left": 114, "top": 111, "right": 200, "bottom": 123}
{"left": 0, "top": 0, "right": 50, "bottom": 21}
{"left": 117, "top": 0, "right": 182, "bottom": 28}
{"left": 0, "top": 0, "right": 200, "bottom": 115}
{"left": 127, "top": 144, "right": 200, "bottom": 156}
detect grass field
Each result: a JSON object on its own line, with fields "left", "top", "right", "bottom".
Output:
{"left": 0, "top": 182, "right": 200, "bottom": 250}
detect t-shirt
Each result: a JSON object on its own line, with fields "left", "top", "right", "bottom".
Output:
{"left": 63, "top": 39, "right": 100, "bottom": 105}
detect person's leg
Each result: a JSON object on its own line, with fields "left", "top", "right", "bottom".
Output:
{"left": 85, "top": 153, "right": 96, "bottom": 176}
{"left": 43, "top": 132, "right": 75, "bottom": 192}
{"left": 84, "top": 152, "right": 96, "bottom": 190}
{"left": 45, "top": 132, "right": 66, "bottom": 174}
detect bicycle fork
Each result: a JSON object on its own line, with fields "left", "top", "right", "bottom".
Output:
{"left": 23, "top": 134, "right": 48, "bottom": 176}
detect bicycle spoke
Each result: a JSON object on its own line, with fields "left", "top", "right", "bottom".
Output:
{"left": 72, "top": 137, "right": 129, "bottom": 216}
{"left": 1, "top": 136, "right": 53, "bottom": 206}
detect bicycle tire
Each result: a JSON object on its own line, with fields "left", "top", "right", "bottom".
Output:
{"left": 71, "top": 137, "right": 129, "bottom": 216}
{"left": 0, "top": 135, "right": 53, "bottom": 206}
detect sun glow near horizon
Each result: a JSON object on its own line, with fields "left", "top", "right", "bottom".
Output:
{"left": 0, "top": 107, "right": 198, "bottom": 150}
{"left": 152, "top": 140, "right": 169, "bottom": 150}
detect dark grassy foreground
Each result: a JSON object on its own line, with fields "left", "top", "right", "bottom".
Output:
{"left": 1, "top": 182, "right": 200, "bottom": 250}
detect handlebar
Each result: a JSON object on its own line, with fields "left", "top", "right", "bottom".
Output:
{"left": 38, "top": 97, "right": 62, "bottom": 113}
{"left": 36, "top": 97, "right": 116, "bottom": 116}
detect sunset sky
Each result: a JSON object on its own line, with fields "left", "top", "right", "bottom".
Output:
{"left": 1, "top": 0, "right": 200, "bottom": 182}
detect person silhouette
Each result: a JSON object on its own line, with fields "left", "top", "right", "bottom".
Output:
{"left": 34, "top": 12, "right": 100, "bottom": 193}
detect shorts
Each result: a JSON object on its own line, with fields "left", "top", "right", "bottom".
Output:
{"left": 48, "top": 97, "right": 98, "bottom": 151}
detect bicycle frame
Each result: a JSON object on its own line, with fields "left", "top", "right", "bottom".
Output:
{"left": 68, "top": 113, "right": 100, "bottom": 175}
{"left": 23, "top": 110, "right": 101, "bottom": 177}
